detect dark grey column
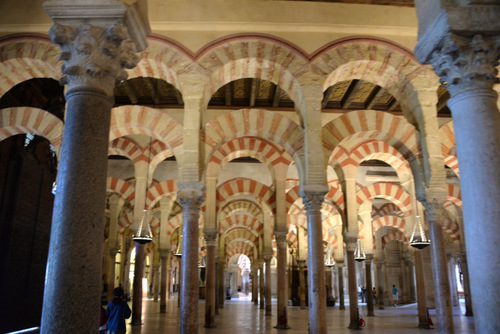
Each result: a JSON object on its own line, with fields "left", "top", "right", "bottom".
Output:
{"left": 217, "top": 258, "right": 225, "bottom": 309}
{"left": 259, "top": 262, "right": 265, "bottom": 309}
{"left": 274, "top": 231, "right": 289, "bottom": 329}
{"left": 337, "top": 263, "right": 345, "bottom": 310}
{"left": 374, "top": 259, "right": 385, "bottom": 309}
{"left": 159, "top": 250, "right": 170, "bottom": 313}
{"left": 298, "top": 260, "right": 306, "bottom": 310}
{"left": 264, "top": 255, "right": 272, "bottom": 316}
{"left": 414, "top": 4, "right": 500, "bottom": 332}
{"left": 178, "top": 184, "right": 205, "bottom": 334}
{"left": 301, "top": 187, "right": 328, "bottom": 334}
{"left": 345, "top": 237, "right": 359, "bottom": 329}
{"left": 204, "top": 231, "right": 217, "bottom": 328}
{"left": 365, "top": 255, "right": 374, "bottom": 316}
{"left": 39, "top": 10, "right": 145, "bottom": 332}
{"left": 131, "top": 243, "right": 146, "bottom": 325}
{"left": 458, "top": 254, "right": 473, "bottom": 316}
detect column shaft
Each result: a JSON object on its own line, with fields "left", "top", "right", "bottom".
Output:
{"left": 414, "top": 250, "right": 429, "bottom": 328}
{"left": 338, "top": 265, "right": 345, "bottom": 310}
{"left": 204, "top": 233, "right": 217, "bottom": 328}
{"left": 259, "top": 265, "right": 265, "bottom": 309}
{"left": 365, "top": 259, "right": 374, "bottom": 316}
{"left": 131, "top": 243, "right": 145, "bottom": 325}
{"left": 275, "top": 234, "right": 289, "bottom": 328}
{"left": 346, "top": 249, "right": 359, "bottom": 329}
{"left": 298, "top": 261, "right": 306, "bottom": 309}
{"left": 375, "top": 261, "right": 385, "bottom": 309}
{"left": 265, "top": 257, "right": 272, "bottom": 316}
{"left": 160, "top": 252, "right": 169, "bottom": 313}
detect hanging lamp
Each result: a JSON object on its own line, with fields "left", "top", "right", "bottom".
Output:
{"left": 324, "top": 252, "right": 336, "bottom": 267}
{"left": 133, "top": 137, "right": 154, "bottom": 244}
{"left": 174, "top": 231, "right": 183, "bottom": 257}
{"left": 354, "top": 239, "right": 366, "bottom": 262}
{"left": 410, "top": 215, "right": 431, "bottom": 249}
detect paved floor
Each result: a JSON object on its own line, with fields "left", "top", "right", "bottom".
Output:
{"left": 127, "top": 295, "right": 475, "bottom": 333}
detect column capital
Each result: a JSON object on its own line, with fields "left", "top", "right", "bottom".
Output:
{"left": 343, "top": 233, "right": 358, "bottom": 252}
{"left": 300, "top": 185, "right": 328, "bottom": 214}
{"left": 263, "top": 254, "right": 273, "bottom": 262}
{"left": 274, "top": 230, "right": 288, "bottom": 243}
{"left": 422, "top": 198, "right": 445, "bottom": 223}
{"left": 109, "top": 247, "right": 120, "bottom": 257}
{"left": 178, "top": 182, "right": 205, "bottom": 212}
{"left": 159, "top": 249, "right": 171, "bottom": 259}
{"left": 204, "top": 230, "right": 218, "bottom": 246}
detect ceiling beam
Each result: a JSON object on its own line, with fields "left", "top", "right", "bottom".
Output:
{"left": 321, "top": 86, "right": 335, "bottom": 109}
{"left": 225, "top": 82, "right": 232, "bottom": 106}
{"left": 249, "top": 78, "right": 260, "bottom": 107}
{"left": 123, "top": 80, "right": 138, "bottom": 104}
{"left": 272, "top": 86, "right": 282, "bottom": 107}
{"left": 340, "top": 79, "right": 360, "bottom": 109}
{"left": 364, "top": 85, "right": 382, "bottom": 110}
{"left": 145, "top": 78, "right": 160, "bottom": 104}
{"left": 174, "top": 89, "right": 184, "bottom": 105}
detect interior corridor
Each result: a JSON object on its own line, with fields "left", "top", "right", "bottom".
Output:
{"left": 125, "top": 296, "right": 475, "bottom": 334}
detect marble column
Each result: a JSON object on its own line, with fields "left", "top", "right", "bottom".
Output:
{"left": 252, "top": 265, "right": 259, "bottom": 305}
{"left": 337, "top": 264, "right": 345, "bottom": 310}
{"left": 274, "top": 231, "right": 289, "bottom": 328}
{"left": 345, "top": 237, "right": 359, "bottom": 329}
{"left": 298, "top": 260, "right": 306, "bottom": 310}
{"left": 458, "top": 254, "right": 473, "bottom": 316}
{"left": 107, "top": 247, "right": 119, "bottom": 302}
{"left": 153, "top": 262, "right": 160, "bottom": 301}
{"left": 40, "top": 5, "right": 146, "bottom": 331}
{"left": 374, "top": 259, "right": 385, "bottom": 309}
{"left": 448, "top": 255, "right": 459, "bottom": 307}
{"left": 259, "top": 262, "right": 265, "bottom": 309}
{"left": 131, "top": 243, "right": 146, "bottom": 325}
{"left": 159, "top": 250, "right": 170, "bottom": 313}
{"left": 414, "top": 249, "right": 429, "bottom": 328}
{"left": 414, "top": 6, "right": 500, "bottom": 332}
{"left": 217, "top": 259, "right": 225, "bottom": 309}
{"left": 264, "top": 255, "right": 272, "bottom": 316}
{"left": 301, "top": 187, "right": 328, "bottom": 334}
{"left": 204, "top": 230, "right": 217, "bottom": 328}
{"left": 365, "top": 255, "right": 374, "bottom": 316}
{"left": 106, "top": 196, "right": 120, "bottom": 302}
{"left": 178, "top": 184, "right": 205, "bottom": 334}
{"left": 427, "top": 205, "right": 454, "bottom": 334}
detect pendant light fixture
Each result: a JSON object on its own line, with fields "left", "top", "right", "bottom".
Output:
{"left": 410, "top": 215, "right": 430, "bottom": 249}
{"left": 354, "top": 239, "right": 366, "bottom": 262}
{"left": 324, "top": 250, "right": 336, "bottom": 267}
{"left": 174, "top": 227, "right": 183, "bottom": 257}
{"left": 133, "top": 137, "right": 154, "bottom": 244}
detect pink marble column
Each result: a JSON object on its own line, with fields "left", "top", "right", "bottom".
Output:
{"left": 415, "top": 11, "right": 500, "bottom": 331}
{"left": 264, "top": 255, "right": 272, "bottom": 316}
{"left": 301, "top": 188, "right": 327, "bottom": 333}
{"left": 159, "top": 250, "right": 170, "bottom": 313}
{"left": 178, "top": 184, "right": 205, "bottom": 334}
{"left": 39, "top": 7, "right": 145, "bottom": 331}
{"left": 204, "top": 231, "right": 217, "bottom": 328}
{"left": 274, "top": 231, "right": 289, "bottom": 328}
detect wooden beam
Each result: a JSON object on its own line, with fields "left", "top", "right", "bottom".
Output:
{"left": 365, "top": 85, "right": 381, "bottom": 110}
{"left": 321, "top": 86, "right": 335, "bottom": 109}
{"left": 145, "top": 78, "right": 160, "bottom": 104}
{"left": 272, "top": 85, "right": 282, "bottom": 107}
{"left": 249, "top": 78, "right": 260, "bottom": 107}
{"left": 124, "top": 80, "right": 138, "bottom": 104}
{"left": 225, "top": 82, "right": 232, "bottom": 106}
{"left": 340, "top": 79, "right": 360, "bottom": 109}
{"left": 174, "top": 88, "right": 184, "bottom": 105}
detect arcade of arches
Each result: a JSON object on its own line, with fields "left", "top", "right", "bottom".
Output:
{"left": 0, "top": 1, "right": 499, "bottom": 333}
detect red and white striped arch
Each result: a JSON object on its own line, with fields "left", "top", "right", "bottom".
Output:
{"left": 372, "top": 215, "right": 406, "bottom": 234}
{"left": 445, "top": 184, "right": 462, "bottom": 210}
{"left": 382, "top": 230, "right": 408, "bottom": 246}
{"left": 219, "top": 199, "right": 263, "bottom": 221}
{"left": 324, "top": 183, "right": 345, "bottom": 214}
{"left": 444, "top": 155, "right": 460, "bottom": 178}
{"left": 220, "top": 213, "right": 263, "bottom": 235}
{"left": 372, "top": 202, "right": 404, "bottom": 219}
{"left": 106, "top": 177, "right": 135, "bottom": 202}
{"left": 108, "top": 137, "right": 142, "bottom": 161}
{"left": 146, "top": 180, "right": 178, "bottom": 209}
{"left": 204, "top": 109, "right": 304, "bottom": 162}
{"left": 323, "top": 110, "right": 420, "bottom": 163}
{"left": 357, "top": 182, "right": 412, "bottom": 216}
{"left": 225, "top": 229, "right": 258, "bottom": 247}
{"left": 442, "top": 219, "right": 460, "bottom": 242}
{"left": 0, "top": 106, "right": 63, "bottom": 155}
{"left": 0, "top": 35, "right": 61, "bottom": 96}
{"left": 217, "top": 178, "right": 276, "bottom": 212}
{"left": 226, "top": 240, "right": 254, "bottom": 260}
{"left": 439, "top": 121, "right": 456, "bottom": 156}
{"left": 110, "top": 105, "right": 183, "bottom": 155}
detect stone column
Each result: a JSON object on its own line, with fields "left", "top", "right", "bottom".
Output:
{"left": 365, "top": 255, "right": 374, "bottom": 316}
{"left": 426, "top": 202, "right": 454, "bottom": 334}
{"left": 264, "top": 255, "right": 272, "bottom": 316}
{"left": 217, "top": 258, "right": 225, "bottom": 309}
{"left": 345, "top": 236, "right": 359, "bottom": 329}
{"left": 159, "top": 250, "right": 170, "bottom": 313}
{"left": 252, "top": 265, "right": 259, "bottom": 305}
{"left": 178, "top": 184, "right": 205, "bottom": 334}
{"left": 297, "top": 260, "right": 306, "bottom": 310}
{"left": 131, "top": 243, "right": 145, "bottom": 325}
{"left": 374, "top": 259, "right": 385, "bottom": 309}
{"left": 107, "top": 247, "right": 120, "bottom": 301}
{"left": 458, "top": 254, "right": 473, "bottom": 316}
{"left": 40, "top": 3, "right": 147, "bottom": 332}
{"left": 301, "top": 187, "right": 328, "bottom": 334}
{"left": 448, "top": 255, "right": 459, "bottom": 307}
{"left": 204, "top": 230, "right": 217, "bottom": 328}
{"left": 106, "top": 196, "right": 120, "bottom": 302}
{"left": 274, "top": 231, "right": 289, "bottom": 328}
{"left": 259, "top": 261, "right": 265, "bottom": 309}
{"left": 414, "top": 5, "right": 500, "bottom": 332}
{"left": 337, "top": 263, "right": 345, "bottom": 310}
{"left": 408, "top": 258, "right": 416, "bottom": 303}
{"left": 414, "top": 249, "right": 429, "bottom": 328}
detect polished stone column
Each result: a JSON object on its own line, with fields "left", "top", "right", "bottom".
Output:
{"left": 131, "top": 243, "right": 146, "bottom": 325}
{"left": 298, "top": 260, "right": 306, "bottom": 310}
{"left": 301, "top": 187, "right": 328, "bottom": 333}
{"left": 414, "top": 249, "right": 429, "bottom": 328}
{"left": 252, "top": 265, "right": 259, "bottom": 305}
{"left": 374, "top": 259, "right": 385, "bottom": 309}
{"left": 159, "top": 250, "right": 170, "bottom": 313}
{"left": 345, "top": 237, "right": 359, "bottom": 329}
{"left": 152, "top": 262, "right": 160, "bottom": 301}
{"left": 337, "top": 263, "right": 345, "bottom": 310}
{"left": 426, "top": 203, "right": 454, "bottom": 334}
{"left": 264, "top": 255, "right": 272, "bottom": 316}
{"left": 259, "top": 262, "right": 265, "bottom": 309}
{"left": 365, "top": 255, "right": 374, "bottom": 316}
{"left": 415, "top": 7, "right": 500, "bottom": 331}
{"left": 217, "top": 259, "right": 225, "bottom": 309}
{"left": 274, "top": 231, "right": 289, "bottom": 328}
{"left": 458, "top": 254, "right": 473, "bottom": 316}
{"left": 204, "top": 230, "right": 217, "bottom": 328}
{"left": 107, "top": 247, "right": 119, "bottom": 301}
{"left": 178, "top": 184, "right": 205, "bottom": 334}
{"left": 448, "top": 255, "right": 459, "bottom": 307}
{"left": 40, "top": 5, "right": 145, "bottom": 331}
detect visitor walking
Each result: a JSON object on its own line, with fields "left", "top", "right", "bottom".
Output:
{"left": 392, "top": 285, "right": 399, "bottom": 307}
{"left": 106, "top": 287, "right": 131, "bottom": 334}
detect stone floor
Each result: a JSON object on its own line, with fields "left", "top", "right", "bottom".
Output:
{"left": 127, "top": 294, "right": 475, "bottom": 333}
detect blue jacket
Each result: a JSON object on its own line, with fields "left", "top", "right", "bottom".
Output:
{"left": 106, "top": 298, "right": 131, "bottom": 332}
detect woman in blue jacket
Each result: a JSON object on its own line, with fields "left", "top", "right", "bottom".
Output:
{"left": 106, "top": 287, "right": 131, "bottom": 334}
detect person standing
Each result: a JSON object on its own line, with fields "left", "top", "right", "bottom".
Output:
{"left": 392, "top": 285, "right": 399, "bottom": 307}
{"left": 106, "top": 287, "right": 131, "bottom": 334}
{"left": 372, "top": 287, "right": 377, "bottom": 304}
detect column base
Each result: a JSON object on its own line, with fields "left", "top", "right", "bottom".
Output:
{"left": 348, "top": 320, "right": 360, "bottom": 330}
{"left": 274, "top": 324, "right": 291, "bottom": 330}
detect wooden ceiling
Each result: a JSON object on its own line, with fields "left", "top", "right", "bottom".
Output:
{"left": 114, "top": 77, "right": 452, "bottom": 117}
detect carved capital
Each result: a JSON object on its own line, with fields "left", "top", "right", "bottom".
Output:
{"left": 274, "top": 230, "right": 287, "bottom": 244}
{"left": 178, "top": 182, "right": 205, "bottom": 213}
{"left": 204, "top": 230, "right": 218, "bottom": 247}
{"left": 422, "top": 198, "right": 445, "bottom": 223}
{"left": 343, "top": 232, "right": 358, "bottom": 252}
{"left": 300, "top": 185, "right": 328, "bottom": 215}
{"left": 429, "top": 33, "right": 500, "bottom": 96}
{"left": 49, "top": 23, "right": 140, "bottom": 96}
{"left": 159, "top": 249, "right": 170, "bottom": 259}
{"left": 109, "top": 247, "right": 120, "bottom": 257}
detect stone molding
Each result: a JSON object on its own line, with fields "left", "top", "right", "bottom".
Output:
{"left": 300, "top": 185, "right": 328, "bottom": 214}
{"left": 204, "top": 230, "right": 218, "bottom": 246}
{"left": 178, "top": 182, "right": 206, "bottom": 213}
{"left": 274, "top": 230, "right": 288, "bottom": 243}
{"left": 48, "top": 23, "right": 140, "bottom": 96}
